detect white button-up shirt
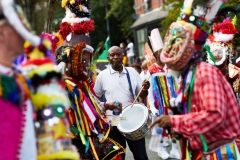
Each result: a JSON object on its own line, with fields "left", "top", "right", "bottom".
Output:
{"left": 94, "top": 65, "right": 143, "bottom": 125}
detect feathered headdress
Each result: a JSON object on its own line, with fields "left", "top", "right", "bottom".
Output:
{"left": 205, "top": 17, "right": 238, "bottom": 66}
{"left": 59, "top": 0, "right": 95, "bottom": 40}
{"left": 213, "top": 17, "right": 238, "bottom": 42}
{"left": 160, "top": 0, "right": 228, "bottom": 70}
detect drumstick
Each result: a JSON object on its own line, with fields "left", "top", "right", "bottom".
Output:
{"left": 105, "top": 114, "right": 126, "bottom": 119}
{"left": 131, "top": 75, "right": 151, "bottom": 108}
{"left": 105, "top": 114, "right": 125, "bottom": 117}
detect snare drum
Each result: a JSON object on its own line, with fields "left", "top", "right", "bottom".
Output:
{"left": 117, "top": 103, "right": 152, "bottom": 141}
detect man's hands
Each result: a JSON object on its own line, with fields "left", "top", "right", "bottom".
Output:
{"left": 139, "top": 80, "right": 150, "bottom": 99}
{"left": 104, "top": 101, "right": 122, "bottom": 113}
{"left": 149, "top": 115, "right": 172, "bottom": 129}
{"left": 142, "top": 80, "right": 150, "bottom": 91}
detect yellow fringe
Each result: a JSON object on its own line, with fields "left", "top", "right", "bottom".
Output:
{"left": 102, "top": 138, "right": 126, "bottom": 160}
{"left": 37, "top": 150, "right": 79, "bottom": 160}
{"left": 30, "top": 93, "right": 69, "bottom": 109}
{"left": 27, "top": 64, "right": 56, "bottom": 78}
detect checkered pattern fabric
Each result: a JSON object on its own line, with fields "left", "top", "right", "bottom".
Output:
{"left": 171, "top": 62, "right": 240, "bottom": 150}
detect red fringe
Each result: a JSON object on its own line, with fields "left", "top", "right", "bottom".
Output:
{"left": 21, "top": 57, "right": 53, "bottom": 66}
{"left": 60, "top": 22, "right": 72, "bottom": 40}
{"left": 59, "top": 20, "right": 95, "bottom": 40}
{"left": 71, "top": 20, "right": 95, "bottom": 35}
{"left": 213, "top": 20, "right": 238, "bottom": 34}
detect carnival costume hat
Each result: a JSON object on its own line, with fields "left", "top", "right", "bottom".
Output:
{"left": 143, "top": 28, "right": 163, "bottom": 67}
{"left": 149, "top": 28, "right": 164, "bottom": 55}
{"left": 160, "top": 0, "right": 227, "bottom": 70}
{"left": 205, "top": 17, "right": 238, "bottom": 66}
{"left": 21, "top": 40, "right": 80, "bottom": 160}
{"left": 59, "top": 0, "right": 95, "bottom": 41}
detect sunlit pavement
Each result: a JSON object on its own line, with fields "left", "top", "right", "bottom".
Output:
{"left": 125, "top": 133, "right": 178, "bottom": 160}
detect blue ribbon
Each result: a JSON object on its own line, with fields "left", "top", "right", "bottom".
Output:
{"left": 152, "top": 76, "right": 164, "bottom": 115}
{"left": 157, "top": 76, "right": 166, "bottom": 113}
{"left": 69, "top": 92, "right": 80, "bottom": 122}
{"left": 167, "top": 76, "right": 177, "bottom": 98}
{"left": 226, "top": 144, "right": 235, "bottom": 160}
{"left": 216, "top": 148, "right": 223, "bottom": 160}
{"left": 85, "top": 136, "right": 90, "bottom": 153}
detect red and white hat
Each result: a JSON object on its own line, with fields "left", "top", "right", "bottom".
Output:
{"left": 206, "top": 17, "right": 238, "bottom": 66}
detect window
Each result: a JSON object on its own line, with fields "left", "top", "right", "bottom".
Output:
{"left": 137, "top": 28, "right": 147, "bottom": 57}
{"left": 144, "top": 0, "right": 151, "bottom": 12}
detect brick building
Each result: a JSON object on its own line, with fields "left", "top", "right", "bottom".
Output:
{"left": 131, "top": 0, "right": 168, "bottom": 57}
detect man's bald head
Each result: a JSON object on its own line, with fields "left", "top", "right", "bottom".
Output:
{"left": 108, "top": 46, "right": 122, "bottom": 55}
{"left": 107, "top": 46, "right": 123, "bottom": 70}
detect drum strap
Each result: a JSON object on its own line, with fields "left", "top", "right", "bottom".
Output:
{"left": 125, "top": 68, "right": 135, "bottom": 100}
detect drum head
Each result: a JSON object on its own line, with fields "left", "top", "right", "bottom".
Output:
{"left": 117, "top": 103, "right": 148, "bottom": 133}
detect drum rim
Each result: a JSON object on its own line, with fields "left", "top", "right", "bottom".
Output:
{"left": 117, "top": 103, "right": 149, "bottom": 133}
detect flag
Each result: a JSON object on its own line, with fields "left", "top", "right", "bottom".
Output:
{"left": 97, "top": 37, "right": 109, "bottom": 63}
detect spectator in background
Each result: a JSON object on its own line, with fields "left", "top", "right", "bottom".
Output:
{"left": 131, "top": 63, "right": 141, "bottom": 74}
{"left": 140, "top": 60, "right": 149, "bottom": 80}
{"left": 120, "top": 42, "right": 128, "bottom": 66}
{"left": 133, "top": 56, "right": 142, "bottom": 66}
{"left": 126, "top": 38, "right": 134, "bottom": 65}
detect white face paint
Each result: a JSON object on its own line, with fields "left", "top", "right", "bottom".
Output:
{"left": 81, "top": 50, "right": 91, "bottom": 76}
{"left": 207, "top": 41, "right": 231, "bottom": 66}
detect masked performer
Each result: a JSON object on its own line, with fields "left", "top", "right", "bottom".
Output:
{"left": 0, "top": 0, "right": 79, "bottom": 159}
{"left": 56, "top": 42, "right": 124, "bottom": 160}
{"left": 143, "top": 29, "right": 180, "bottom": 159}
{"left": 205, "top": 16, "right": 240, "bottom": 153}
{"left": 205, "top": 17, "right": 238, "bottom": 78}
{"left": 150, "top": 0, "right": 240, "bottom": 159}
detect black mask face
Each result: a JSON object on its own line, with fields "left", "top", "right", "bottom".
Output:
{"left": 56, "top": 46, "right": 70, "bottom": 64}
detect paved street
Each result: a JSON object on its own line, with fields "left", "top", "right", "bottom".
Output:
{"left": 125, "top": 133, "right": 178, "bottom": 160}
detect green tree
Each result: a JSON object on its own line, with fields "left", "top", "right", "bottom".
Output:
{"left": 15, "top": 0, "right": 64, "bottom": 34}
{"left": 106, "top": 0, "right": 135, "bottom": 38}
{"left": 160, "top": 0, "right": 240, "bottom": 45}
{"left": 90, "top": 0, "right": 133, "bottom": 49}
{"left": 160, "top": 0, "right": 184, "bottom": 38}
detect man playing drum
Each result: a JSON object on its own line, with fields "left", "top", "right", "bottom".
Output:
{"left": 94, "top": 46, "right": 150, "bottom": 160}
{"left": 149, "top": 0, "right": 240, "bottom": 159}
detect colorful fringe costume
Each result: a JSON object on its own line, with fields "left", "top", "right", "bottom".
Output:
{"left": 56, "top": 42, "right": 125, "bottom": 160}
{"left": 156, "top": 0, "right": 240, "bottom": 159}
{"left": 0, "top": 0, "right": 79, "bottom": 159}
{"left": 21, "top": 39, "right": 79, "bottom": 160}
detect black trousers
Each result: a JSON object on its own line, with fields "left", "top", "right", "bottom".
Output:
{"left": 109, "top": 126, "right": 149, "bottom": 160}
